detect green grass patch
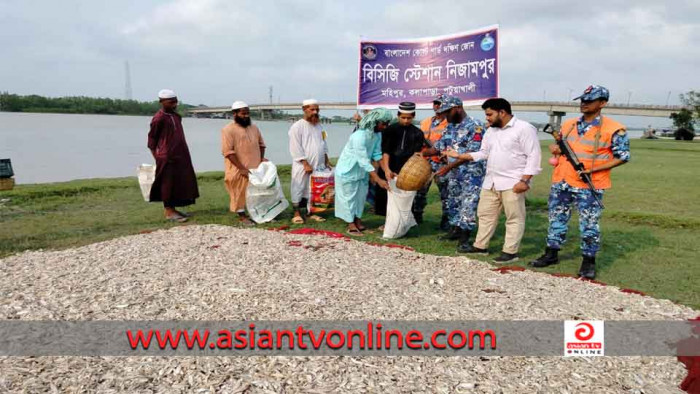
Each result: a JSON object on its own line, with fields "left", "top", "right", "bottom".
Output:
{"left": 1, "top": 139, "right": 698, "bottom": 309}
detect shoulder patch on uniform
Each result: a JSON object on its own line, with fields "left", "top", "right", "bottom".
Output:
{"left": 475, "top": 126, "right": 482, "bottom": 134}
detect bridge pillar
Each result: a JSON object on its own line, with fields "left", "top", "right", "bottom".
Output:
{"left": 547, "top": 111, "right": 566, "bottom": 130}
{"left": 258, "top": 109, "right": 273, "bottom": 120}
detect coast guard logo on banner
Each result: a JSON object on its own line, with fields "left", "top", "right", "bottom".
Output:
{"left": 564, "top": 321, "right": 604, "bottom": 357}
{"left": 362, "top": 44, "right": 377, "bottom": 60}
{"left": 480, "top": 33, "right": 495, "bottom": 51}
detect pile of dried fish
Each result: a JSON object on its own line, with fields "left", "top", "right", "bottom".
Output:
{"left": 0, "top": 225, "right": 695, "bottom": 392}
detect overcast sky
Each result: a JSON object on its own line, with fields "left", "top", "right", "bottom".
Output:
{"left": 1, "top": 0, "right": 698, "bottom": 107}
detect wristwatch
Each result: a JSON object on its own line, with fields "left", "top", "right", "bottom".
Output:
{"left": 520, "top": 178, "right": 531, "bottom": 185}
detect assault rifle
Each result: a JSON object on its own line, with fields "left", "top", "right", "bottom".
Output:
{"left": 542, "top": 124, "right": 604, "bottom": 208}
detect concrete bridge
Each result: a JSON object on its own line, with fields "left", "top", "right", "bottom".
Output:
{"left": 189, "top": 101, "right": 687, "bottom": 126}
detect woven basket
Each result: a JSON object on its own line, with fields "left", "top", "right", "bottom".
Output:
{"left": 396, "top": 155, "right": 432, "bottom": 191}
{"left": 0, "top": 177, "right": 14, "bottom": 191}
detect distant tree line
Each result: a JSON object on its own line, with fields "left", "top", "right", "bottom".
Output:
{"left": 0, "top": 92, "right": 193, "bottom": 116}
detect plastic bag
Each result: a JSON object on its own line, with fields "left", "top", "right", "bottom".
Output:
{"left": 247, "top": 161, "right": 289, "bottom": 223}
{"left": 137, "top": 164, "right": 156, "bottom": 202}
{"left": 307, "top": 168, "right": 335, "bottom": 214}
{"left": 382, "top": 179, "right": 417, "bottom": 239}
{"left": 0, "top": 158, "right": 14, "bottom": 178}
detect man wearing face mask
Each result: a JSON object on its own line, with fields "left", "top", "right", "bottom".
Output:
{"left": 221, "top": 101, "right": 267, "bottom": 226}
{"left": 444, "top": 98, "right": 541, "bottom": 262}
{"left": 374, "top": 102, "right": 427, "bottom": 218}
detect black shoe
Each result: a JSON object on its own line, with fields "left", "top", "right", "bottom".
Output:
{"left": 456, "top": 230, "right": 472, "bottom": 251}
{"left": 529, "top": 247, "right": 560, "bottom": 267}
{"left": 578, "top": 256, "right": 596, "bottom": 279}
{"left": 457, "top": 244, "right": 488, "bottom": 254}
{"left": 439, "top": 215, "right": 450, "bottom": 231}
{"left": 439, "top": 226, "right": 461, "bottom": 241}
{"left": 493, "top": 252, "right": 519, "bottom": 263}
{"left": 413, "top": 212, "right": 423, "bottom": 224}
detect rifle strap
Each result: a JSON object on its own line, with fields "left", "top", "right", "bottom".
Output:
{"left": 563, "top": 122, "right": 577, "bottom": 142}
{"left": 566, "top": 119, "right": 601, "bottom": 172}
{"left": 560, "top": 122, "right": 577, "bottom": 167}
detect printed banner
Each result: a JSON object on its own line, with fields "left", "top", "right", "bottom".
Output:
{"left": 0, "top": 320, "right": 698, "bottom": 356}
{"left": 357, "top": 25, "right": 499, "bottom": 109}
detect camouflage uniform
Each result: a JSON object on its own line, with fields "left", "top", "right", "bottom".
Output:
{"left": 434, "top": 116, "right": 487, "bottom": 231}
{"left": 546, "top": 115, "right": 631, "bottom": 256}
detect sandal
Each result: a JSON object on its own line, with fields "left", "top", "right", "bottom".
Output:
{"left": 308, "top": 215, "right": 326, "bottom": 222}
{"left": 347, "top": 227, "right": 364, "bottom": 237}
{"left": 175, "top": 210, "right": 191, "bottom": 218}
{"left": 239, "top": 217, "right": 255, "bottom": 227}
{"left": 166, "top": 214, "right": 188, "bottom": 223}
{"left": 291, "top": 215, "right": 305, "bottom": 224}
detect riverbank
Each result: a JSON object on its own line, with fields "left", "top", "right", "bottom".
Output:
{"left": 1, "top": 139, "right": 698, "bottom": 308}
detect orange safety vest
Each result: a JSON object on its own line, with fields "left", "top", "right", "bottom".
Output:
{"left": 552, "top": 116, "right": 626, "bottom": 190}
{"left": 420, "top": 116, "right": 448, "bottom": 164}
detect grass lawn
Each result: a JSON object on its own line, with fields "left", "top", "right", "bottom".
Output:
{"left": 1, "top": 139, "right": 699, "bottom": 309}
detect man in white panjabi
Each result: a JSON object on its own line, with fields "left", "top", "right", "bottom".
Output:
{"left": 288, "top": 99, "right": 332, "bottom": 223}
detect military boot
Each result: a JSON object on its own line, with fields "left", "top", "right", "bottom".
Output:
{"left": 578, "top": 256, "right": 596, "bottom": 279}
{"left": 529, "top": 247, "right": 560, "bottom": 267}
{"left": 456, "top": 230, "right": 472, "bottom": 252}
{"left": 439, "top": 226, "right": 460, "bottom": 241}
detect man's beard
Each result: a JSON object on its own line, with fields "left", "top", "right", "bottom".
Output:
{"left": 307, "top": 114, "right": 320, "bottom": 124}
{"left": 490, "top": 116, "right": 503, "bottom": 128}
{"left": 234, "top": 116, "right": 251, "bottom": 127}
{"left": 447, "top": 112, "right": 462, "bottom": 124}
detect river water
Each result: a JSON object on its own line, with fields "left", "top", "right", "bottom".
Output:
{"left": 0, "top": 112, "right": 644, "bottom": 184}
{"left": 0, "top": 112, "right": 359, "bottom": 184}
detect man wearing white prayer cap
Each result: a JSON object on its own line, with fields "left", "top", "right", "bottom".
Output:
{"left": 302, "top": 98, "right": 318, "bottom": 106}
{"left": 288, "top": 99, "right": 331, "bottom": 223}
{"left": 158, "top": 89, "right": 177, "bottom": 99}
{"left": 147, "top": 89, "right": 199, "bottom": 222}
{"left": 220, "top": 100, "right": 267, "bottom": 226}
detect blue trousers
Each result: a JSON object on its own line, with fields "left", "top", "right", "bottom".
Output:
{"left": 446, "top": 175, "right": 482, "bottom": 231}
{"left": 546, "top": 181, "right": 604, "bottom": 257}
